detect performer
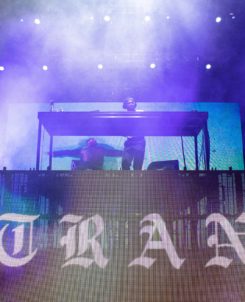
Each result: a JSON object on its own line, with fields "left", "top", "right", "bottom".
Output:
{"left": 52, "top": 138, "right": 122, "bottom": 170}
{"left": 122, "top": 98, "right": 146, "bottom": 170}
{"left": 80, "top": 138, "right": 105, "bottom": 170}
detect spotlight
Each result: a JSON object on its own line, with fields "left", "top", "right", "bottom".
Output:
{"left": 97, "top": 64, "right": 103, "bottom": 70}
{"left": 166, "top": 15, "right": 171, "bottom": 20}
{"left": 0, "top": 66, "right": 5, "bottom": 71}
{"left": 42, "top": 65, "right": 48, "bottom": 71}
{"left": 104, "top": 15, "right": 111, "bottom": 22}
{"left": 34, "top": 18, "right": 41, "bottom": 25}
{"left": 205, "top": 64, "right": 212, "bottom": 70}
{"left": 144, "top": 15, "right": 151, "bottom": 22}
{"left": 150, "top": 63, "right": 156, "bottom": 69}
{"left": 215, "top": 16, "right": 222, "bottom": 23}
{"left": 20, "top": 18, "right": 24, "bottom": 22}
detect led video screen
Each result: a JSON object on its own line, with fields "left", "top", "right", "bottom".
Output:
{"left": 1, "top": 171, "right": 245, "bottom": 302}
{"left": 1, "top": 102, "right": 243, "bottom": 171}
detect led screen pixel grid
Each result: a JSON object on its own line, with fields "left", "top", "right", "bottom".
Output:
{"left": 2, "top": 102, "right": 243, "bottom": 171}
{"left": 1, "top": 171, "right": 245, "bottom": 302}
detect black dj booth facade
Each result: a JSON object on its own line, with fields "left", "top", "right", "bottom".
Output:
{"left": 36, "top": 111, "right": 210, "bottom": 171}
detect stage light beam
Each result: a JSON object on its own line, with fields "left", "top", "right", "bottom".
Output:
{"left": 34, "top": 18, "right": 41, "bottom": 25}
{"left": 42, "top": 65, "right": 48, "bottom": 71}
{"left": 104, "top": 16, "right": 111, "bottom": 22}
{"left": 215, "top": 17, "right": 222, "bottom": 23}
{"left": 205, "top": 64, "right": 212, "bottom": 70}
{"left": 0, "top": 66, "right": 5, "bottom": 71}
{"left": 97, "top": 64, "right": 103, "bottom": 70}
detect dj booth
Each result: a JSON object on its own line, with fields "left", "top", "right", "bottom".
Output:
{"left": 36, "top": 111, "right": 210, "bottom": 171}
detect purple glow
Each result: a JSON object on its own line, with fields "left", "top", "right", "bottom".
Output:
{"left": 97, "top": 64, "right": 103, "bottom": 70}
{"left": 0, "top": 66, "right": 5, "bottom": 71}
{"left": 205, "top": 64, "right": 212, "bottom": 70}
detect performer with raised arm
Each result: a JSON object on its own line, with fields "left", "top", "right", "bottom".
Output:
{"left": 122, "top": 97, "right": 146, "bottom": 170}
{"left": 52, "top": 138, "right": 122, "bottom": 170}
{"left": 80, "top": 138, "right": 105, "bottom": 170}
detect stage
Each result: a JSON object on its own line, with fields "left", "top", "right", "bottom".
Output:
{"left": 0, "top": 1, "right": 245, "bottom": 300}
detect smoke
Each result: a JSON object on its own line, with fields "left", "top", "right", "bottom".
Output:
{"left": 0, "top": 0, "right": 232, "bottom": 104}
{"left": 0, "top": 0, "right": 243, "bottom": 169}
{"left": 0, "top": 66, "right": 49, "bottom": 169}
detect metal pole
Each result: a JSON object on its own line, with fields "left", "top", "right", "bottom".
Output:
{"left": 36, "top": 120, "right": 42, "bottom": 170}
{"left": 203, "top": 121, "right": 210, "bottom": 170}
{"left": 194, "top": 135, "right": 199, "bottom": 171}
{"left": 49, "top": 135, "right": 53, "bottom": 170}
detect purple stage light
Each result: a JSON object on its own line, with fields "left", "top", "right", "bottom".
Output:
{"left": 215, "top": 16, "right": 222, "bottom": 23}
{"left": 20, "top": 18, "right": 24, "bottom": 22}
{"left": 0, "top": 66, "right": 5, "bottom": 71}
{"left": 166, "top": 15, "right": 171, "bottom": 20}
{"left": 34, "top": 18, "right": 41, "bottom": 25}
{"left": 104, "top": 15, "right": 111, "bottom": 22}
{"left": 97, "top": 64, "right": 103, "bottom": 70}
{"left": 144, "top": 16, "right": 151, "bottom": 22}
{"left": 205, "top": 64, "right": 212, "bottom": 70}
{"left": 150, "top": 63, "right": 156, "bottom": 69}
{"left": 42, "top": 65, "right": 48, "bottom": 71}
